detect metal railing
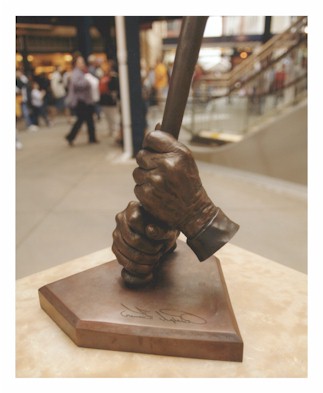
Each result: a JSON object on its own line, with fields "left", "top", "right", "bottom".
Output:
{"left": 182, "top": 16, "right": 307, "bottom": 140}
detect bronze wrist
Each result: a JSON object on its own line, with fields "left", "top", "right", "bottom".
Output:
{"left": 187, "top": 208, "right": 240, "bottom": 261}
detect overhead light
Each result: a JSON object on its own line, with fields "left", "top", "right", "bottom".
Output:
{"left": 64, "top": 54, "right": 73, "bottom": 62}
{"left": 16, "top": 23, "right": 53, "bottom": 30}
{"left": 27, "top": 55, "right": 34, "bottom": 62}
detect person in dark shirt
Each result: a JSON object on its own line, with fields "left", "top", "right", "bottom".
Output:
{"left": 99, "top": 61, "right": 120, "bottom": 138}
{"left": 65, "top": 56, "right": 98, "bottom": 145}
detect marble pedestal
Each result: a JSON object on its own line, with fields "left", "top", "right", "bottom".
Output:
{"left": 16, "top": 241, "right": 307, "bottom": 377}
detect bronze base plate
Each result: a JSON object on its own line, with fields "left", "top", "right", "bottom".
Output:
{"left": 39, "top": 240, "right": 243, "bottom": 362}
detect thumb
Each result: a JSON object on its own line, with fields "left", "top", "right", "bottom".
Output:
{"left": 143, "top": 130, "right": 179, "bottom": 153}
{"left": 145, "top": 223, "right": 176, "bottom": 241}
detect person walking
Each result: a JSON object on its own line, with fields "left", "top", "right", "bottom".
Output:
{"left": 34, "top": 72, "right": 52, "bottom": 125}
{"left": 16, "top": 68, "right": 33, "bottom": 129}
{"left": 50, "top": 66, "right": 66, "bottom": 116}
{"left": 99, "top": 62, "right": 120, "bottom": 138}
{"left": 65, "top": 56, "right": 98, "bottom": 146}
{"left": 88, "top": 54, "right": 103, "bottom": 121}
{"left": 154, "top": 57, "right": 168, "bottom": 104}
{"left": 30, "top": 81, "right": 50, "bottom": 127}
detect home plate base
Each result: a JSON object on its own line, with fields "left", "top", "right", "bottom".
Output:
{"left": 39, "top": 240, "right": 243, "bottom": 362}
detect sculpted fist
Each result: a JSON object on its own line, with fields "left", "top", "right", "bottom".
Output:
{"left": 112, "top": 201, "right": 179, "bottom": 288}
{"left": 133, "top": 130, "right": 218, "bottom": 240}
{"left": 133, "top": 130, "right": 239, "bottom": 261}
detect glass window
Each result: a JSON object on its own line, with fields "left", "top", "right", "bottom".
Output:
{"left": 271, "top": 16, "right": 293, "bottom": 33}
{"left": 243, "top": 16, "right": 264, "bottom": 34}
{"left": 204, "top": 16, "right": 222, "bottom": 37}
{"left": 223, "top": 16, "right": 241, "bottom": 35}
{"left": 223, "top": 16, "right": 264, "bottom": 35}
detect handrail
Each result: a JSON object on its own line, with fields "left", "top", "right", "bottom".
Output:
{"left": 228, "top": 16, "right": 307, "bottom": 87}
{"left": 193, "top": 32, "right": 307, "bottom": 102}
{"left": 229, "top": 33, "right": 307, "bottom": 94}
{"left": 194, "top": 16, "right": 307, "bottom": 95}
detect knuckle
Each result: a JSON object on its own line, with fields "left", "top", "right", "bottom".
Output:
{"left": 136, "top": 149, "right": 144, "bottom": 160}
{"left": 128, "top": 207, "right": 140, "bottom": 226}
{"left": 134, "top": 184, "right": 146, "bottom": 202}
{"left": 131, "top": 233, "right": 143, "bottom": 249}
{"left": 132, "top": 167, "right": 140, "bottom": 182}
{"left": 128, "top": 200, "right": 138, "bottom": 209}
{"left": 115, "top": 212, "right": 123, "bottom": 224}
{"left": 151, "top": 174, "right": 163, "bottom": 186}
{"left": 111, "top": 243, "right": 119, "bottom": 258}
{"left": 146, "top": 224, "right": 163, "bottom": 240}
{"left": 125, "top": 232, "right": 140, "bottom": 249}
{"left": 144, "top": 131, "right": 154, "bottom": 145}
{"left": 135, "top": 149, "right": 145, "bottom": 166}
{"left": 112, "top": 229, "right": 118, "bottom": 240}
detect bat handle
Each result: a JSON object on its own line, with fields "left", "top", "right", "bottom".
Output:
{"left": 161, "top": 16, "right": 208, "bottom": 139}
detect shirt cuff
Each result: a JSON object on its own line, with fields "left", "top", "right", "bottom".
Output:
{"left": 186, "top": 208, "right": 240, "bottom": 261}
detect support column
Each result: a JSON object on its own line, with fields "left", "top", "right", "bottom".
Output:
{"left": 93, "top": 17, "right": 117, "bottom": 63}
{"left": 263, "top": 16, "right": 272, "bottom": 43}
{"left": 21, "top": 36, "right": 31, "bottom": 76}
{"left": 125, "top": 16, "right": 146, "bottom": 156}
{"left": 76, "top": 16, "right": 93, "bottom": 61}
{"left": 115, "top": 16, "right": 133, "bottom": 159}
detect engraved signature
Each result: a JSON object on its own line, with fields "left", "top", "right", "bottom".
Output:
{"left": 120, "top": 304, "right": 153, "bottom": 320}
{"left": 120, "top": 304, "right": 207, "bottom": 325}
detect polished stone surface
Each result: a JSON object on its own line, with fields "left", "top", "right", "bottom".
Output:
{"left": 16, "top": 239, "right": 307, "bottom": 377}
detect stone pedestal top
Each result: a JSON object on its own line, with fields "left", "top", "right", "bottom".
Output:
{"left": 16, "top": 240, "right": 307, "bottom": 378}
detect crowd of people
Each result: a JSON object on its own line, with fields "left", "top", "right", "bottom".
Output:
{"left": 16, "top": 54, "right": 122, "bottom": 145}
{"left": 16, "top": 54, "right": 174, "bottom": 149}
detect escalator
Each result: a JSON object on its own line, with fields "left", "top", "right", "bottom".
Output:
{"left": 183, "top": 16, "right": 307, "bottom": 185}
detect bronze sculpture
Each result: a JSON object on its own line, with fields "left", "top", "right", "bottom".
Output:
{"left": 113, "top": 130, "right": 239, "bottom": 287}
{"left": 112, "top": 16, "right": 239, "bottom": 288}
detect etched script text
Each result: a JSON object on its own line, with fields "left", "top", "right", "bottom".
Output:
{"left": 120, "top": 304, "right": 207, "bottom": 325}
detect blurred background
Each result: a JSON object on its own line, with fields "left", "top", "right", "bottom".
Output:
{"left": 15, "top": 16, "right": 307, "bottom": 278}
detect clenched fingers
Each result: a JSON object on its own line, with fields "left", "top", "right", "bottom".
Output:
{"left": 115, "top": 207, "right": 163, "bottom": 255}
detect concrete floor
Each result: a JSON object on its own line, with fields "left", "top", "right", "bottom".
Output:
{"left": 16, "top": 113, "right": 307, "bottom": 279}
